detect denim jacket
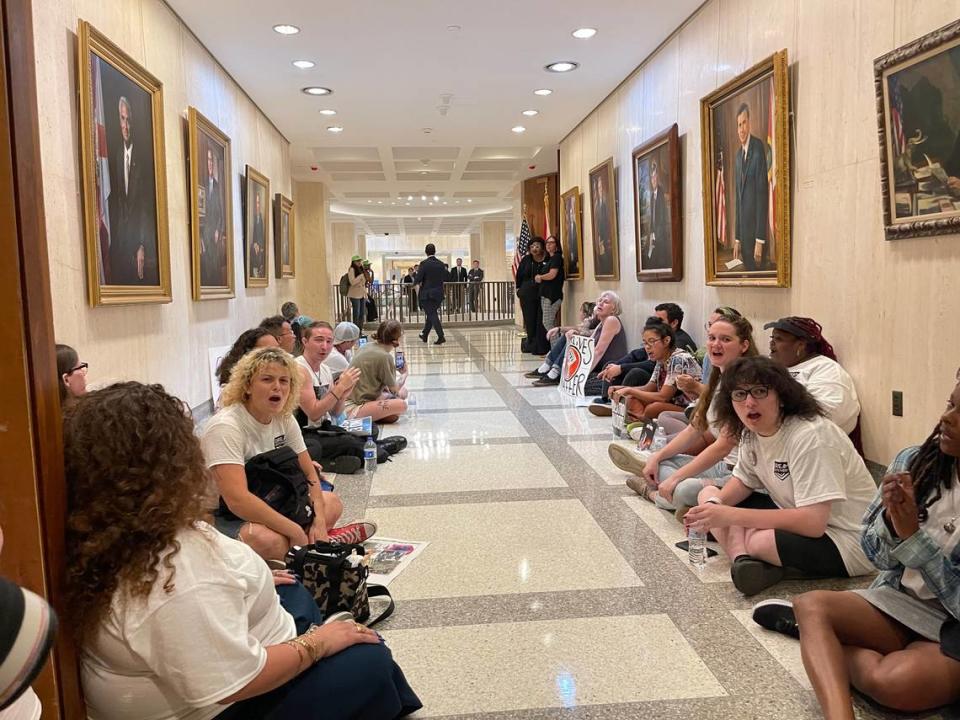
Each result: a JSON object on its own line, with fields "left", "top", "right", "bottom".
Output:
{"left": 861, "top": 446, "right": 960, "bottom": 620}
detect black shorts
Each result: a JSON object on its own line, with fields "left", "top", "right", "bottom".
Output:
{"left": 736, "top": 492, "right": 849, "bottom": 578}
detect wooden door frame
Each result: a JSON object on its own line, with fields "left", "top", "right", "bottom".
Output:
{"left": 0, "top": 0, "right": 84, "bottom": 716}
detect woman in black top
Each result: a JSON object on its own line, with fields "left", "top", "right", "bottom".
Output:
{"left": 536, "top": 236, "right": 565, "bottom": 332}
{"left": 516, "top": 237, "right": 549, "bottom": 354}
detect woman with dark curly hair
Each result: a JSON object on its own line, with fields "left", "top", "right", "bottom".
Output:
{"left": 685, "top": 356, "right": 876, "bottom": 595}
{"left": 215, "top": 328, "right": 279, "bottom": 387}
{"left": 65, "top": 382, "right": 422, "bottom": 720}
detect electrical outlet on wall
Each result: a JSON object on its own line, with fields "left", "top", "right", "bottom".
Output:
{"left": 892, "top": 391, "right": 903, "bottom": 417}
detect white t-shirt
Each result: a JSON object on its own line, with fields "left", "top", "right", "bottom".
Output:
{"left": 788, "top": 355, "right": 860, "bottom": 434}
{"left": 81, "top": 524, "right": 296, "bottom": 720}
{"left": 0, "top": 689, "right": 41, "bottom": 720}
{"left": 901, "top": 473, "right": 960, "bottom": 600}
{"left": 323, "top": 347, "right": 350, "bottom": 374}
{"left": 201, "top": 403, "right": 307, "bottom": 468}
{"left": 295, "top": 355, "right": 334, "bottom": 428}
{"left": 733, "top": 415, "right": 876, "bottom": 576}
{"left": 705, "top": 393, "right": 739, "bottom": 467}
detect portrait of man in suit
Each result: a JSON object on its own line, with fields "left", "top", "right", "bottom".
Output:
{"left": 280, "top": 211, "right": 290, "bottom": 268}
{"left": 643, "top": 159, "right": 672, "bottom": 270}
{"left": 589, "top": 160, "right": 618, "bottom": 279}
{"left": 199, "top": 144, "right": 227, "bottom": 287}
{"left": 733, "top": 102, "right": 770, "bottom": 271}
{"left": 250, "top": 188, "right": 266, "bottom": 279}
{"left": 563, "top": 192, "right": 580, "bottom": 277}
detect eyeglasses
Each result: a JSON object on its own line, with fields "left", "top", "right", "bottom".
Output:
{"left": 642, "top": 338, "right": 663, "bottom": 348}
{"left": 67, "top": 362, "right": 89, "bottom": 375}
{"left": 731, "top": 385, "right": 770, "bottom": 402}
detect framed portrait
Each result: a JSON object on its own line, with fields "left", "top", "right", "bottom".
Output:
{"left": 588, "top": 158, "right": 619, "bottom": 280}
{"left": 243, "top": 165, "right": 270, "bottom": 288}
{"left": 77, "top": 20, "right": 171, "bottom": 306}
{"left": 187, "top": 107, "right": 234, "bottom": 300}
{"left": 560, "top": 187, "right": 583, "bottom": 280}
{"left": 632, "top": 124, "right": 683, "bottom": 282}
{"left": 876, "top": 19, "right": 960, "bottom": 240}
{"left": 700, "top": 49, "right": 791, "bottom": 287}
{"left": 274, "top": 194, "right": 295, "bottom": 279}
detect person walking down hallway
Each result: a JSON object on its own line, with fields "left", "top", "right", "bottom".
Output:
{"left": 415, "top": 243, "right": 446, "bottom": 345}
{"left": 516, "top": 237, "right": 549, "bottom": 354}
{"left": 346, "top": 255, "right": 367, "bottom": 328}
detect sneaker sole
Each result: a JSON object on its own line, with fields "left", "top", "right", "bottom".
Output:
{"left": 751, "top": 599, "right": 799, "bottom": 638}
{"left": 608, "top": 443, "right": 647, "bottom": 477}
{"left": 589, "top": 405, "right": 613, "bottom": 417}
{"left": 732, "top": 559, "right": 785, "bottom": 596}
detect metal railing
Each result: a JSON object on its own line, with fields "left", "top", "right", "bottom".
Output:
{"left": 331, "top": 281, "right": 516, "bottom": 326}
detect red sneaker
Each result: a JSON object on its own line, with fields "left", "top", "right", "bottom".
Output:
{"left": 328, "top": 521, "right": 377, "bottom": 545}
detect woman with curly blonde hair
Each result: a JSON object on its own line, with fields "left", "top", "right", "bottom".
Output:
{"left": 65, "top": 382, "right": 422, "bottom": 720}
{"left": 203, "top": 347, "right": 371, "bottom": 561}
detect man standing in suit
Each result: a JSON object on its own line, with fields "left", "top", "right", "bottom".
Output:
{"left": 251, "top": 190, "right": 266, "bottom": 278}
{"left": 108, "top": 96, "right": 157, "bottom": 285}
{"left": 647, "top": 161, "right": 672, "bottom": 269}
{"left": 414, "top": 243, "right": 446, "bottom": 344}
{"left": 449, "top": 257, "right": 467, "bottom": 311}
{"left": 733, "top": 102, "right": 770, "bottom": 271}
{"left": 467, "top": 259, "right": 484, "bottom": 312}
{"left": 200, "top": 148, "right": 224, "bottom": 286}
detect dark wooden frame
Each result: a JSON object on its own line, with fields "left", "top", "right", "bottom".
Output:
{"left": 274, "top": 193, "right": 295, "bottom": 279}
{"left": 700, "top": 49, "right": 791, "bottom": 287}
{"left": 560, "top": 186, "right": 583, "bottom": 280}
{"left": 875, "top": 19, "right": 960, "bottom": 240}
{"left": 243, "top": 165, "right": 270, "bottom": 288}
{"left": 588, "top": 157, "right": 619, "bottom": 280}
{"left": 632, "top": 123, "right": 683, "bottom": 282}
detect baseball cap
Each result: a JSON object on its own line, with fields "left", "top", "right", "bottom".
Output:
{"left": 362, "top": 259, "right": 371, "bottom": 267}
{"left": 334, "top": 322, "right": 361, "bottom": 343}
{"left": 763, "top": 317, "right": 814, "bottom": 341}
{"left": 351, "top": 254, "right": 362, "bottom": 263}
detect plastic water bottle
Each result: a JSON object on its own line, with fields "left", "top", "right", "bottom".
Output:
{"left": 363, "top": 436, "right": 377, "bottom": 475}
{"left": 407, "top": 394, "right": 417, "bottom": 419}
{"left": 688, "top": 528, "right": 707, "bottom": 569}
{"left": 650, "top": 425, "right": 668, "bottom": 452}
{"left": 612, "top": 397, "right": 626, "bottom": 439}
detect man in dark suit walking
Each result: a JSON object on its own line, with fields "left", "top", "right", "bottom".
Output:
{"left": 414, "top": 243, "right": 447, "bottom": 344}
{"left": 733, "top": 102, "right": 769, "bottom": 271}
{"left": 647, "top": 161, "right": 672, "bottom": 269}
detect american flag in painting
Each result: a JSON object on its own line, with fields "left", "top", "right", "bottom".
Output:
{"left": 91, "top": 57, "right": 113, "bottom": 283}
{"left": 767, "top": 87, "right": 776, "bottom": 256}
{"left": 889, "top": 77, "right": 906, "bottom": 155}
{"left": 512, "top": 216, "right": 531, "bottom": 281}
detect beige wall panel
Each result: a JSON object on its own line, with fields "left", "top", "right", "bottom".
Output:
{"left": 294, "top": 181, "right": 330, "bottom": 322}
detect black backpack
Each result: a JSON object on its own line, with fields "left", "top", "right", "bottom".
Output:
{"left": 338, "top": 273, "right": 350, "bottom": 296}
{"left": 218, "top": 446, "right": 314, "bottom": 527}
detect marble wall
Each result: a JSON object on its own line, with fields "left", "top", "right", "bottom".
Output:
{"left": 558, "top": 0, "right": 960, "bottom": 463}
{"left": 35, "top": 0, "right": 304, "bottom": 408}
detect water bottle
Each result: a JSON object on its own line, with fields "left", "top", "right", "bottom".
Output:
{"left": 688, "top": 528, "right": 707, "bottom": 569}
{"left": 650, "top": 424, "right": 668, "bottom": 452}
{"left": 363, "top": 436, "right": 377, "bottom": 475}
{"left": 612, "top": 397, "right": 626, "bottom": 439}
{"left": 407, "top": 394, "right": 417, "bottom": 419}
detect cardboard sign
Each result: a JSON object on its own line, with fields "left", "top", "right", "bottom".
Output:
{"left": 209, "top": 345, "right": 231, "bottom": 407}
{"left": 559, "top": 334, "right": 595, "bottom": 397}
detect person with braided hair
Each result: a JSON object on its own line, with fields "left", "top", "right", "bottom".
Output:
{"left": 765, "top": 316, "right": 861, "bottom": 435}
{"left": 751, "top": 369, "right": 960, "bottom": 719}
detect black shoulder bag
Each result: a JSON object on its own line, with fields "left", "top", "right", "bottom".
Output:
{"left": 218, "top": 446, "right": 314, "bottom": 528}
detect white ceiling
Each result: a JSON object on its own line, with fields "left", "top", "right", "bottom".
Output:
{"left": 167, "top": 0, "right": 703, "bottom": 236}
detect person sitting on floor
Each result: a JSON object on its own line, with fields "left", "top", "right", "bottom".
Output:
{"left": 324, "top": 322, "right": 360, "bottom": 375}
{"left": 685, "top": 356, "right": 876, "bottom": 596}
{"left": 652, "top": 302, "right": 698, "bottom": 355}
{"left": 260, "top": 315, "right": 297, "bottom": 354}
{"left": 751, "top": 367, "right": 960, "bottom": 719}
{"left": 533, "top": 290, "right": 627, "bottom": 393}
{"left": 345, "top": 320, "right": 409, "bottom": 423}
{"left": 216, "top": 328, "right": 279, "bottom": 389}
{"left": 525, "top": 301, "right": 597, "bottom": 380}
{"left": 56, "top": 342, "right": 89, "bottom": 408}
{"left": 64, "top": 382, "right": 421, "bottom": 720}
{"left": 604, "top": 318, "right": 700, "bottom": 421}
{"left": 766, "top": 316, "right": 862, "bottom": 447}
{"left": 202, "top": 347, "right": 372, "bottom": 561}
{"left": 295, "top": 321, "right": 360, "bottom": 429}
{"left": 610, "top": 310, "right": 756, "bottom": 515}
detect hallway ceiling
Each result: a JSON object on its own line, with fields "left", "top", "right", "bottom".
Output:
{"left": 167, "top": 0, "right": 703, "bottom": 236}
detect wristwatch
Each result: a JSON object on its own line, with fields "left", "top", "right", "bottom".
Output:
{"left": 704, "top": 496, "right": 723, "bottom": 505}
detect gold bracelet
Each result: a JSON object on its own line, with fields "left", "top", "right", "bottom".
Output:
{"left": 288, "top": 636, "right": 319, "bottom": 665}
{"left": 283, "top": 639, "right": 309, "bottom": 668}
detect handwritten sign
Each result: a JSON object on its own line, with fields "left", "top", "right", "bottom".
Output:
{"left": 559, "top": 334, "right": 595, "bottom": 397}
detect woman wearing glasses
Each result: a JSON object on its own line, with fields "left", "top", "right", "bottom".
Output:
{"left": 56, "top": 343, "right": 88, "bottom": 405}
{"left": 685, "top": 356, "right": 876, "bottom": 596}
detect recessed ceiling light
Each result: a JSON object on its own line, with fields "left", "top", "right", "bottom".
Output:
{"left": 367, "top": 200, "right": 372, "bottom": 203}
{"left": 534, "top": 88, "right": 553, "bottom": 96}
{"left": 318, "top": 109, "right": 337, "bottom": 116}
{"left": 522, "top": 109, "right": 539, "bottom": 117}
{"left": 512, "top": 125, "right": 526, "bottom": 133}
{"left": 273, "top": 24, "right": 300, "bottom": 35}
{"left": 572, "top": 27, "right": 597, "bottom": 39}
{"left": 407, "top": 195, "right": 413, "bottom": 201}
{"left": 326, "top": 125, "right": 343, "bottom": 133}
{"left": 467, "top": 198, "right": 472, "bottom": 203}
{"left": 442, "top": 201, "right": 448, "bottom": 205}
{"left": 429, "top": 202, "right": 434, "bottom": 206}
{"left": 421, "top": 195, "right": 427, "bottom": 201}
{"left": 545, "top": 61, "right": 579, "bottom": 73}
{"left": 377, "top": 200, "right": 383, "bottom": 204}
{"left": 302, "top": 86, "right": 332, "bottom": 96}
{"left": 433, "top": 195, "right": 439, "bottom": 201}
{"left": 292, "top": 59, "right": 315, "bottom": 69}
{"left": 420, "top": 171, "right": 427, "bottom": 175}
{"left": 446, "top": 24, "right": 461, "bottom": 32}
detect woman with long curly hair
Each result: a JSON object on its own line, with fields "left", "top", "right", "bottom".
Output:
{"left": 685, "top": 356, "right": 876, "bottom": 596}
{"left": 65, "top": 382, "right": 422, "bottom": 719}
{"left": 750, "top": 370, "right": 960, "bottom": 718}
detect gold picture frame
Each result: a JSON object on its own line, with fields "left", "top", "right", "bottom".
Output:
{"left": 700, "top": 49, "right": 791, "bottom": 287}
{"left": 244, "top": 165, "right": 270, "bottom": 288}
{"left": 77, "top": 20, "right": 171, "bottom": 305}
{"left": 588, "top": 157, "right": 619, "bottom": 281}
{"left": 274, "top": 194, "right": 295, "bottom": 279}
{"left": 560, "top": 186, "right": 583, "bottom": 280}
{"left": 633, "top": 123, "right": 683, "bottom": 282}
{"left": 187, "top": 107, "right": 234, "bottom": 300}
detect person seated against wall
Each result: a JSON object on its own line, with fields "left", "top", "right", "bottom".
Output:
{"left": 766, "top": 316, "right": 862, "bottom": 450}
{"left": 525, "top": 301, "right": 597, "bottom": 380}
{"left": 345, "top": 320, "right": 409, "bottom": 423}
{"left": 652, "top": 303, "right": 698, "bottom": 355}
{"left": 610, "top": 311, "right": 757, "bottom": 517}
{"left": 56, "top": 343, "right": 89, "bottom": 408}
{"left": 260, "top": 315, "right": 297, "bottom": 354}
{"left": 752, "top": 370, "right": 960, "bottom": 718}
{"left": 202, "top": 347, "right": 371, "bottom": 561}
{"left": 64, "top": 382, "right": 422, "bottom": 720}
{"left": 215, "top": 328, "right": 279, "bottom": 395}
{"left": 685, "top": 356, "right": 877, "bottom": 596}
{"left": 324, "top": 322, "right": 360, "bottom": 375}
{"left": 532, "top": 291, "right": 627, "bottom": 391}
{"left": 281, "top": 301, "right": 312, "bottom": 355}
{"left": 605, "top": 318, "right": 701, "bottom": 422}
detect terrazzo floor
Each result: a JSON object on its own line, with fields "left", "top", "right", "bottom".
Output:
{"left": 333, "top": 327, "right": 953, "bottom": 720}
